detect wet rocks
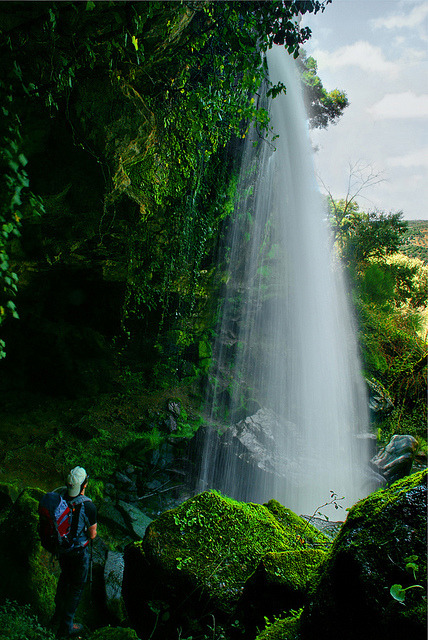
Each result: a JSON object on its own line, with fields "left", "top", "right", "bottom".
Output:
{"left": 302, "top": 470, "right": 427, "bottom": 640}
{"left": 371, "top": 434, "right": 419, "bottom": 485}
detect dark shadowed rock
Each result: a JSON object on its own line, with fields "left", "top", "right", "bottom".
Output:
{"left": 117, "top": 501, "right": 153, "bottom": 539}
{"left": 0, "top": 488, "right": 57, "bottom": 622}
{"left": 301, "top": 470, "right": 427, "bottom": 640}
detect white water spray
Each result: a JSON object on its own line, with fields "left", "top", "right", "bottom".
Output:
{"left": 198, "top": 46, "right": 374, "bottom": 516}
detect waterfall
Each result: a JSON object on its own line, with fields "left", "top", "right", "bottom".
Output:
{"left": 198, "top": 46, "right": 374, "bottom": 517}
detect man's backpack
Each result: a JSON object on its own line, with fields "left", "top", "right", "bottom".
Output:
{"left": 38, "top": 491, "right": 90, "bottom": 554}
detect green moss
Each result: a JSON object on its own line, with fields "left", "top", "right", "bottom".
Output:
{"left": 0, "top": 482, "right": 20, "bottom": 512}
{"left": 264, "top": 500, "right": 330, "bottom": 549}
{"left": 137, "top": 491, "right": 329, "bottom": 614}
{"left": 303, "top": 469, "right": 427, "bottom": 639}
{"left": 88, "top": 626, "right": 139, "bottom": 640}
{"left": 348, "top": 468, "right": 427, "bottom": 521}
{"left": 86, "top": 479, "right": 104, "bottom": 505}
{"left": 261, "top": 549, "right": 327, "bottom": 592}
{"left": 0, "top": 490, "right": 57, "bottom": 621}
{"left": 0, "top": 601, "right": 56, "bottom": 640}
{"left": 255, "top": 609, "right": 303, "bottom": 640}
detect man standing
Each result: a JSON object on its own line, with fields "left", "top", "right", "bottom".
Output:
{"left": 54, "top": 466, "right": 97, "bottom": 638}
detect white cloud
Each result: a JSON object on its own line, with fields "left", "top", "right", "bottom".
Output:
{"left": 312, "top": 41, "right": 399, "bottom": 77}
{"left": 371, "top": 2, "right": 428, "bottom": 30}
{"left": 387, "top": 147, "right": 428, "bottom": 168}
{"left": 368, "top": 91, "right": 428, "bottom": 118}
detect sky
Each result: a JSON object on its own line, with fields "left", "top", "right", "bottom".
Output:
{"left": 301, "top": 0, "right": 428, "bottom": 220}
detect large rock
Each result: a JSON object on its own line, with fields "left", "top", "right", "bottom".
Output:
{"left": 223, "top": 408, "right": 297, "bottom": 475}
{"left": 240, "top": 548, "right": 327, "bottom": 631}
{"left": 104, "top": 551, "right": 126, "bottom": 623}
{"left": 371, "top": 434, "right": 419, "bottom": 485}
{"left": 122, "top": 491, "right": 329, "bottom": 639}
{"left": 117, "top": 501, "right": 153, "bottom": 539}
{"left": 301, "top": 469, "right": 427, "bottom": 640}
{"left": 197, "top": 408, "right": 300, "bottom": 502}
{"left": 0, "top": 488, "right": 57, "bottom": 622}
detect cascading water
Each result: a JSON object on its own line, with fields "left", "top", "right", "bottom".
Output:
{"left": 198, "top": 45, "right": 375, "bottom": 517}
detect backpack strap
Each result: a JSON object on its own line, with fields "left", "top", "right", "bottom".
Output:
{"left": 65, "top": 495, "right": 92, "bottom": 550}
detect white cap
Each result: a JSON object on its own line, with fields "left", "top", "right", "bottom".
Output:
{"left": 66, "top": 466, "right": 87, "bottom": 498}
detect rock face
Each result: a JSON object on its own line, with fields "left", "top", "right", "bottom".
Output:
{"left": 366, "top": 378, "right": 394, "bottom": 418}
{"left": 196, "top": 408, "right": 300, "bottom": 502}
{"left": 371, "top": 434, "right": 419, "bottom": 485}
{"left": 122, "top": 491, "right": 329, "bottom": 639}
{"left": 302, "top": 470, "right": 427, "bottom": 640}
{"left": 104, "top": 551, "right": 126, "bottom": 622}
{"left": 223, "top": 408, "right": 296, "bottom": 475}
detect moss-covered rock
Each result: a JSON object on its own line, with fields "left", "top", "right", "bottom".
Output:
{"left": 88, "top": 627, "right": 139, "bottom": 640}
{"left": 302, "top": 469, "right": 427, "bottom": 640}
{"left": 255, "top": 609, "right": 303, "bottom": 640}
{"left": 0, "top": 489, "right": 57, "bottom": 622}
{"left": 240, "top": 548, "right": 326, "bottom": 630}
{"left": 0, "top": 481, "right": 20, "bottom": 515}
{"left": 122, "top": 490, "right": 329, "bottom": 639}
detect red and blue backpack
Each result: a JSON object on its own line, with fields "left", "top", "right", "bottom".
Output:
{"left": 38, "top": 491, "right": 90, "bottom": 554}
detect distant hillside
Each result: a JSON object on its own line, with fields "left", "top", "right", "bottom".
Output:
{"left": 399, "top": 220, "right": 428, "bottom": 263}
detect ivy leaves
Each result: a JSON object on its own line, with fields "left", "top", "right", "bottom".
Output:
{"left": 0, "top": 69, "right": 44, "bottom": 357}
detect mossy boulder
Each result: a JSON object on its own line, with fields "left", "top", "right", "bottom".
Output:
{"left": 122, "top": 491, "right": 329, "bottom": 639}
{"left": 240, "top": 549, "right": 327, "bottom": 630}
{"left": 302, "top": 469, "right": 427, "bottom": 640}
{"left": 88, "top": 627, "right": 139, "bottom": 640}
{"left": 0, "top": 488, "right": 57, "bottom": 622}
{"left": 0, "top": 482, "right": 20, "bottom": 516}
{"left": 255, "top": 609, "right": 303, "bottom": 640}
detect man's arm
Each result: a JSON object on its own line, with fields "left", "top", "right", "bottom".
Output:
{"left": 85, "top": 500, "right": 97, "bottom": 540}
{"left": 87, "top": 523, "right": 97, "bottom": 540}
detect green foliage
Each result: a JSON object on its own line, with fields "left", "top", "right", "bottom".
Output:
{"left": 0, "top": 491, "right": 57, "bottom": 621}
{"left": 154, "top": 491, "right": 329, "bottom": 590}
{"left": 86, "top": 478, "right": 105, "bottom": 505}
{"left": 299, "top": 52, "right": 349, "bottom": 128}
{"left": 0, "top": 66, "right": 44, "bottom": 356}
{"left": 375, "top": 401, "right": 426, "bottom": 444}
{"left": 255, "top": 609, "right": 303, "bottom": 640}
{"left": 307, "top": 470, "right": 427, "bottom": 639}
{"left": 50, "top": 424, "right": 164, "bottom": 479}
{"left": 329, "top": 196, "right": 426, "bottom": 441}
{"left": 358, "top": 262, "right": 395, "bottom": 307}
{"left": 399, "top": 220, "right": 428, "bottom": 265}
{"left": 0, "top": 0, "right": 336, "bottom": 378}
{"left": 129, "top": 489, "right": 330, "bottom": 640}
{"left": 390, "top": 583, "right": 424, "bottom": 604}
{"left": 0, "top": 601, "right": 55, "bottom": 640}
{"left": 330, "top": 200, "right": 408, "bottom": 267}
{"left": 383, "top": 253, "right": 428, "bottom": 310}
{"left": 390, "top": 553, "right": 424, "bottom": 605}
{"left": 358, "top": 301, "right": 426, "bottom": 419}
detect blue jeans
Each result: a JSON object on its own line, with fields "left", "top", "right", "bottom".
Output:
{"left": 55, "top": 546, "right": 90, "bottom": 635}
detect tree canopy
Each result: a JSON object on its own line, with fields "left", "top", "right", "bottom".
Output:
{"left": 299, "top": 52, "right": 349, "bottom": 128}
